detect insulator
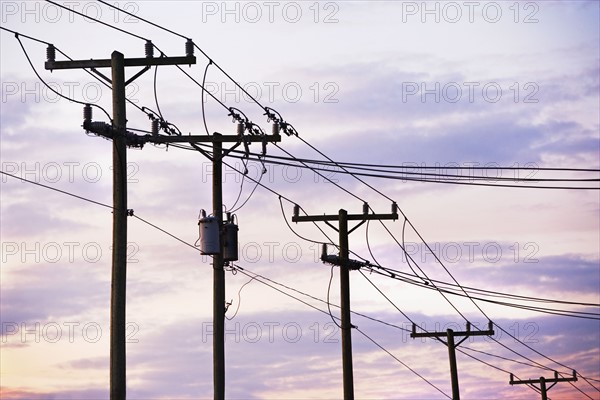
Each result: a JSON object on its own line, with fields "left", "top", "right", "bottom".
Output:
{"left": 392, "top": 202, "right": 398, "bottom": 215}
{"left": 321, "top": 243, "right": 327, "bottom": 259}
{"left": 151, "top": 119, "right": 159, "bottom": 136}
{"left": 363, "top": 202, "right": 369, "bottom": 214}
{"left": 145, "top": 40, "right": 154, "bottom": 58}
{"left": 186, "top": 39, "right": 194, "bottom": 57}
{"left": 46, "top": 44, "right": 56, "bottom": 62}
{"left": 293, "top": 204, "right": 299, "bottom": 218}
{"left": 237, "top": 122, "right": 244, "bottom": 135}
{"left": 272, "top": 122, "right": 279, "bottom": 135}
{"left": 83, "top": 104, "right": 92, "bottom": 123}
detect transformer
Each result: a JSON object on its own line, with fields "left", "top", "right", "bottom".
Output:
{"left": 198, "top": 209, "right": 220, "bottom": 255}
{"left": 223, "top": 213, "right": 239, "bottom": 262}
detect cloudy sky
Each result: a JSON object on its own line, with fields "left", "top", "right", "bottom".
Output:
{"left": 1, "top": 0, "right": 599, "bottom": 399}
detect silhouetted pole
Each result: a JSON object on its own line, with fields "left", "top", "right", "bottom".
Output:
{"left": 510, "top": 370, "right": 578, "bottom": 400}
{"left": 338, "top": 209, "right": 354, "bottom": 399}
{"left": 292, "top": 203, "right": 398, "bottom": 400}
{"left": 212, "top": 135, "right": 225, "bottom": 399}
{"left": 411, "top": 322, "right": 494, "bottom": 400}
{"left": 45, "top": 44, "right": 197, "bottom": 400}
{"left": 446, "top": 329, "right": 459, "bottom": 398}
{"left": 110, "top": 50, "right": 128, "bottom": 400}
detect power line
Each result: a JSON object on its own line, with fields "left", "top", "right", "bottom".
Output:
{"left": 18, "top": 6, "right": 597, "bottom": 394}
{"left": 368, "top": 266, "right": 599, "bottom": 319}
{"left": 354, "top": 326, "right": 451, "bottom": 399}
{"left": 46, "top": 0, "right": 147, "bottom": 41}
{"left": 0, "top": 170, "right": 112, "bottom": 210}
{"left": 7, "top": 30, "right": 112, "bottom": 122}
{"left": 6, "top": 168, "right": 596, "bottom": 395}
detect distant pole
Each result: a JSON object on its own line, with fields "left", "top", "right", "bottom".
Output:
{"left": 213, "top": 134, "right": 225, "bottom": 399}
{"left": 411, "top": 322, "right": 494, "bottom": 400}
{"left": 446, "top": 329, "right": 460, "bottom": 400}
{"left": 338, "top": 209, "right": 354, "bottom": 400}
{"left": 292, "top": 203, "right": 398, "bottom": 400}
{"left": 510, "top": 370, "right": 577, "bottom": 400}
{"left": 540, "top": 377, "right": 547, "bottom": 400}
{"left": 110, "top": 50, "right": 127, "bottom": 400}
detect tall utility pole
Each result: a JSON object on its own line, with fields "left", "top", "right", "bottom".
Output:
{"left": 292, "top": 203, "right": 398, "bottom": 400}
{"left": 45, "top": 43, "right": 196, "bottom": 399}
{"left": 153, "top": 130, "right": 281, "bottom": 399}
{"left": 510, "top": 370, "right": 578, "bottom": 400}
{"left": 411, "top": 321, "right": 494, "bottom": 400}
{"left": 212, "top": 135, "right": 225, "bottom": 399}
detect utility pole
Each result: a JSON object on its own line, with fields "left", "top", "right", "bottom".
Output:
{"left": 212, "top": 135, "right": 226, "bottom": 400}
{"left": 45, "top": 41, "right": 196, "bottom": 400}
{"left": 510, "top": 370, "right": 577, "bottom": 400}
{"left": 411, "top": 321, "right": 494, "bottom": 400}
{"left": 292, "top": 202, "right": 398, "bottom": 400}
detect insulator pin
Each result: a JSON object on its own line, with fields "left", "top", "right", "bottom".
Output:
{"left": 83, "top": 104, "right": 92, "bottom": 123}
{"left": 151, "top": 119, "right": 159, "bottom": 136}
{"left": 46, "top": 44, "right": 56, "bottom": 63}
{"left": 186, "top": 39, "right": 194, "bottom": 57}
{"left": 145, "top": 40, "right": 154, "bottom": 58}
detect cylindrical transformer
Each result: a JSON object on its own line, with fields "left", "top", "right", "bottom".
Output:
{"left": 198, "top": 210, "right": 220, "bottom": 255}
{"left": 223, "top": 214, "right": 239, "bottom": 261}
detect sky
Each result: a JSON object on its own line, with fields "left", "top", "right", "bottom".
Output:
{"left": 1, "top": 0, "right": 599, "bottom": 399}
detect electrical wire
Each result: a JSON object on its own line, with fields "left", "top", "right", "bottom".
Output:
{"left": 221, "top": 150, "right": 600, "bottom": 189}
{"left": 326, "top": 266, "right": 342, "bottom": 329}
{"left": 354, "top": 326, "right": 452, "bottom": 399}
{"left": 10, "top": 32, "right": 112, "bottom": 122}
{"left": 232, "top": 267, "right": 449, "bottom": 398}
{"left": 7, "top": 168, "right": 595, "bottom": 395}
{"left": 45, "top": 0, "right": 147, "bottom": 41}
{"left": 22, "top": 6, "right": 597, "bottom": 392}
{"left": 153, "top": 64, "right": 164, "bottom": 120}
{"left": 225, "top": 274, "right": 257, "bottom": 321}
{"left": 96, "top": 0, "right": 189, "bottom": 40}
{"left": 201, "top": 60, "right": 213, "bottom": 136}
{"left": 0, "top": 171, "right": 112, "bottom": 210}
{"left": 368, "top": 266, "right": 599, "bottom": 319}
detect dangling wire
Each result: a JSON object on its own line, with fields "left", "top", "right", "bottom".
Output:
{"left": 327, "top": 265, "right": 342, "bottom": 329}
{"left": 201, "top": 60, "right": 213, "bottom": 136}
{"left": 225, "top": 270, "right": 257, "bottom": 320}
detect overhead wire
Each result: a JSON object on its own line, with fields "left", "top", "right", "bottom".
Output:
{"left": 5, "top": 165, "right": 597, "bottom": 396}
{"left": 30, "top": 4, "right": 599, "bottom": 393}
{"left": 46, "top": 0, "right": 148, "bottom": 41}
{"left": 7, "top": 30, "right": 112, "bottom": 122}
{"left": 0, "top": 171, "right": 112, "bottom": 210}
{"left": 232, "top": 267, "right": 449, "bottom": 398}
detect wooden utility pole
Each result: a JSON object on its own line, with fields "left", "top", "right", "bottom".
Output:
{"left": 143, "top": 129, "right": 281, "bottom": 398}
{"left": 411, "top": 321, "right": 494, "bottom": 400}
{"left": 110, "top": 50, "right": 128, "bottom": 400}
{"left": 510, "top": 370, "right": 577, "bottom": 400}
{"left": 292, "top": 203, "right": 398, "bottom": 400}
{"left": 212, "top": 135, "right": 226, "bottom": 399}
{"left": 45, "top": 44, "right": 196, "bottom": 400}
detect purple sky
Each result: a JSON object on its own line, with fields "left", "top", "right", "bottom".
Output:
{"left": 1, "top": 1, "right": 599, "bottom": 399}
